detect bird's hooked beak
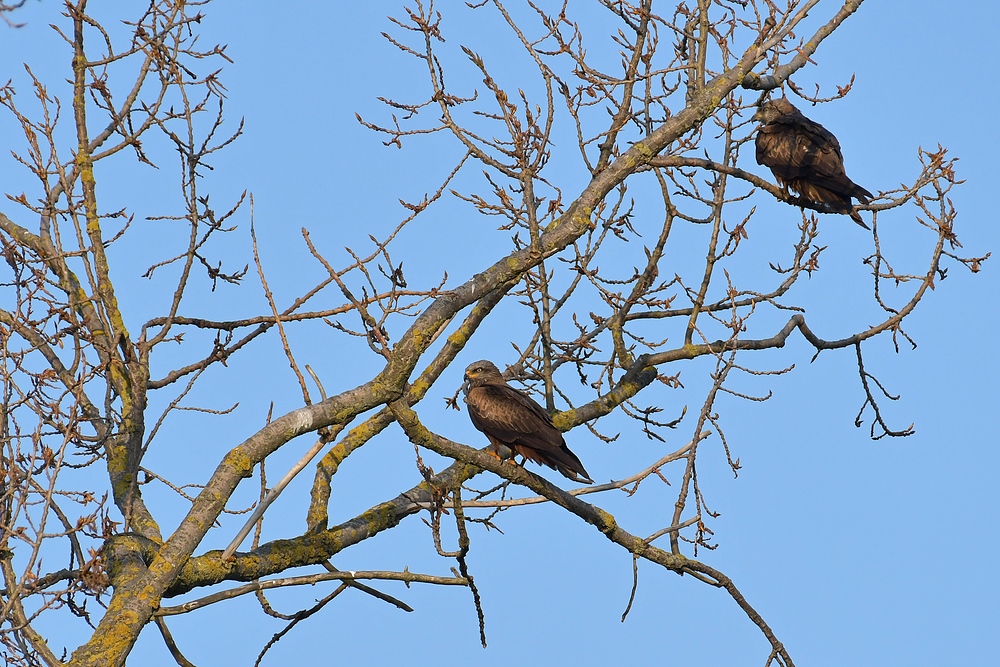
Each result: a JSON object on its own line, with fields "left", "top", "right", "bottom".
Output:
{"left": 752, "top": 107, "right": 763, "bottom": 122}
{"left": 462, "top": 372, "right": 471, "bottom": 396}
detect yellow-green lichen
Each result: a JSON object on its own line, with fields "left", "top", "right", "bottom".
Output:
{"left": 594, "top": 507, "right": 617, "bottom": 535}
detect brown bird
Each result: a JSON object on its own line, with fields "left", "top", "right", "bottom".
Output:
{"left": 754, "top": 98, "right": 873, "bottom": 228}
{"left": 463, "top": 360, "right": 593, "bottom": 484}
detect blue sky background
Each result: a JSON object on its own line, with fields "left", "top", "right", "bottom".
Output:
{"left": 1, "top": 1, "right": 997, "bottom": 665}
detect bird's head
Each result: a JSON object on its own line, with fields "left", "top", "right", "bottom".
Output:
{"left": 463, "top": 360, "right": 503, "bottom": 393}
{"left": 753, "top": 97, "right": 799, "bottom": 124}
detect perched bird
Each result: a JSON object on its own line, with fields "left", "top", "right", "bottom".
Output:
{"left": 754, "top": 97, "right": 873, "bottom": 228}
{"left": 462, "top": 360, "right": 593, "bottom": 484}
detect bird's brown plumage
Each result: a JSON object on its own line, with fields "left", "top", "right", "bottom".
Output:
{"left": 754, "top": 98, "right": 873, "bottom": 228}
{"left": 462, "top": 360, "right": 593, "bottom": 484}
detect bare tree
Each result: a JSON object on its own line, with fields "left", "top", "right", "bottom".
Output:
{"left": 0, "top": 1, "right": 986, "bottom": 666}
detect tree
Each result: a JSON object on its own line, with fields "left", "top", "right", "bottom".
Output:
{"left": 0, "top": 1, "right": 986, "bottom": 665}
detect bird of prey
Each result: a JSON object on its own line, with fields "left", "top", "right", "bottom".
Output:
{"left": 462, "top": 360, "right": 593, "bottom": 484}
{"left": 754, "top": 98, "right": 873, "bottom": 228}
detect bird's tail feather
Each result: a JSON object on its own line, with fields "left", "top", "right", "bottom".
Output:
{"left": 852, "top": 183, "right": 874, "bottom": 204}
{"left": 553, "top": 448, "right": 593, "bottom": 485}
{"left": 849, "top": 208, "right": 870, "bottom": 230}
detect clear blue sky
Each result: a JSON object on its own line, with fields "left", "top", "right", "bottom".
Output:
{"left": 1, "top": 2, "right": 997, "bottom": 665}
